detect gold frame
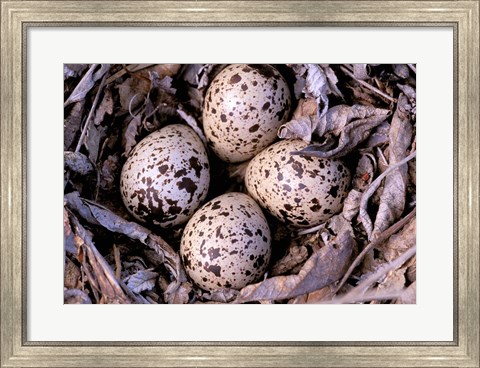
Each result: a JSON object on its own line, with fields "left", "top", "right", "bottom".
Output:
{"left": 1, "top": 1, "right": 479, "bottom": 367}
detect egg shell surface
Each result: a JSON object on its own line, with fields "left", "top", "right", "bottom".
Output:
{"left": 120, "top": 124, "right": 210, "bottom": 228}
{"left": 203, "top": 64, "right": 291, "bottom": 163}
{"left": 180, "top": 192, "right": 271, "bottom": 291}
{"left": 245, "top": 139, "right": 351, "bottom": 228}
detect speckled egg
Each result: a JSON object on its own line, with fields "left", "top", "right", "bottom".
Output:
{"left": 245, "top": 139, "right": 351, "bottom": 228}
{"left": 203, "top": 64, "right": 291, "bottom": 163}
{"left": 180, "top": 192, "right": 271, "bottom": 291}
{"left": 120, "top": 124, "right": 210, "bottom": 228}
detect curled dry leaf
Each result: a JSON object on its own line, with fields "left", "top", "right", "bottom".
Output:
{"left": 234, "top": 215, "right": 354, "bottom": 303}
{"left": 293, "top": 104, "right": 391, "bottom": 159}
{"left": 294, "top": 64, "right": 338, "bottom": 110}
{"left": 278, "top": 98, "right": 320, "bottom": 142}
{"left": 342, "top": 189, "right": 363, "bottom": 221}
{"left": 372, "top": 94, "right": 413, "bottom": 238}
{"left": 366, "top": 121, "right": 391, "bottom": 148}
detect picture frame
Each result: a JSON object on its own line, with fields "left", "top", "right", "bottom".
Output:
{"left": 1, "top": 1, "right": 479, "bottom": 367}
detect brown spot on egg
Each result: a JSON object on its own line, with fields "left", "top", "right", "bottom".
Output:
{"left": 249, "top": 124, "right": 260, "bottom": 132}
{"left": 229, "top": 74, "right": 241, "bottom": 84}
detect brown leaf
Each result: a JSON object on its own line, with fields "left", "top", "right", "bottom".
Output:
{"left": 93, "top": 86, "right": 114, "bottom": 125}
{"left": 380, "top": 216, "right": 416, "bottom": 262}
{"left": 277, "top": 98, "right": 319, "bottom": 142}
{"left": 123, "top": 115, "right": 142, "bottom": 157}
{"left": 64, "top": 64, "right": 110, "bottom": 107}
{"left": 372, "top": 94, "right": 413, "bottom": 238}
{"left": 293, "top": 105, "right": 391, "bottom": 159}
{"left": 84, "top": 123, "right": 107, "bottom": 164}
{"left": 234, "top": 215, "right": 354, "bottom": 303}
{"left": 164, "top": 282, "right": 192, "bottom": 304}
{"left": 64, "top": 101, "right": 85, "bottom": 150}
{"left": 342, "top": 189, "right": 363, "bottom": 221}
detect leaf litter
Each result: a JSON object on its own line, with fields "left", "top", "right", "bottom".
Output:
{"left": 64, "top": 63, "right": 416, "bottom": 304}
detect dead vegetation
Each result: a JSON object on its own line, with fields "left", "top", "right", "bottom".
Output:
{"left": 64, "top": 63, "right": 416, "bottom": 304}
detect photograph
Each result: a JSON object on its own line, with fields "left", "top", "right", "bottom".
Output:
{"left": 63, "top": 63, "right": 417, "bottom": 305}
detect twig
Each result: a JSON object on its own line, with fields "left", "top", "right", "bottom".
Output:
{"left": 113, "top": 244, "right": 122, "bottom": 280}
{"left": 359, "top": 150, "right": 416, "bottom": 238}
{"left": 105, "top": 64, "right": 155, "bottom": 85}
{"left": 341, "top": 65, "right": 397, "bottom": 103}
{"left": 354, "top": 245, "right": 416, "bottom": 292}
{"left": 335, "top": 207, "right": 416, "bottom": 294}
{"left": 74, "top": 71, "right": 109, "bottom": 154}
{"left": 407, "top": 64, "right": 417, "bottom": 74}
{"left": 324, "top": 289, "right": 405, "bottom": 304}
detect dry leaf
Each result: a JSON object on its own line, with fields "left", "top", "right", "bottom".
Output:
{"left": 380, "top": 216, "right": 416, "bottom": 262}
{"left": 342, "top": 189, "right": 363, "bottom": 221}
{"left": 93, "top": 86, "right": 114, "bottom": 125}
{"left": 64, "top": 101, "right": 85, "bottom": 150}
{"left": 64, "top": 151, "right": 94, "bottom": 176}
{"left": 234, "top": 215, "right": 354, "bottom": 303}
{"left": 372, "top": 94, "right": 413, "bottom": 238}
{"left": 277, "top": 98, "right": 320, "bottom": 142}
{"left": 65, "top": 64, "right": 110, "bottom": 106}
{"left": 293, "top": 105, "right": 391, "bottom": 159}
{"left": 64, "top": 192, "right": 185, "bottom": 284}
{"left": 64, "top": 289, "right": 92, "bottom": 304}
{"left": 164, "top": 282, "right": 192, "bottom": 304}
{"left": 124, "top": 269, "right": 159, "bottom": 294}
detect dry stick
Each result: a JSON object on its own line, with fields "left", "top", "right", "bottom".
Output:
{"left": 335, "top": 207, "right": 416, "bottom": 294}
{"left": 359, "top": 150, "right": 417, "bottom": 239}
{"left": 105, "top": 64, "right": 155, "bottom": 85}
{"left": 408, "top": 64, "right": 417, "bottom": 74}
{"left": 341, "top": 65, "right": 397, "bottom": 103}
{"left": 74, "top": 72, "right": 109, "bottom": 154}
{"left": 324, "top": 290, "right": 404, "bottom": 304}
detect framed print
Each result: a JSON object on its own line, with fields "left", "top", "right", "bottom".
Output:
{"left": 1, "top": 1, "right": 479, "bottom": 367}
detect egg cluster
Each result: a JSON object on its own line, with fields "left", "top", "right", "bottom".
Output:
{"left": 120, "top": 64, "right": 351, "bottom": 293}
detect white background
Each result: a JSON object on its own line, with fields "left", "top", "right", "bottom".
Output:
{"left": 28, "top": 27, "right": 453, "bottom": 341}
